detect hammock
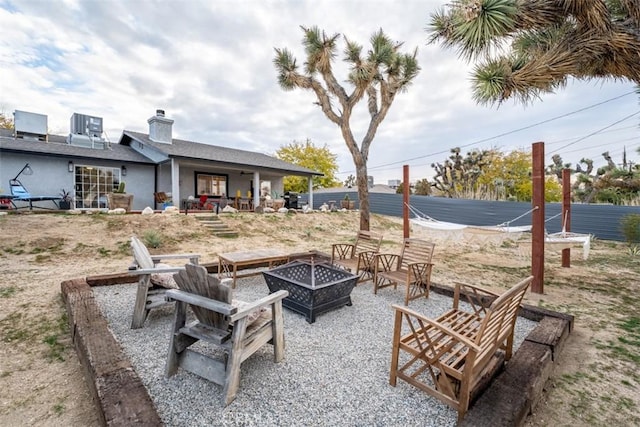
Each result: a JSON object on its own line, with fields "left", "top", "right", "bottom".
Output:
{"left": 407, "top": 204, "right": 534, "bottom": 245}
{"left": 543, "top": 211, "right": 592, "bottom": 260}
{"left": 545, "top": 232, "right": 591, "bottom": 260}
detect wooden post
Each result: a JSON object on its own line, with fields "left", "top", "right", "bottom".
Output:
{"left": 562, "top": 168, "right": 571, "bottom": 268}
{"left": 531, "top": 142, "right": 545, "bottom": 294}
{"left": 403, "top": 165, "right": 410, "bottom": 239}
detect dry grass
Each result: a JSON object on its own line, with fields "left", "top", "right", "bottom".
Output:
{"left": 0, "top": 211, "right": 638, "bottom": 426}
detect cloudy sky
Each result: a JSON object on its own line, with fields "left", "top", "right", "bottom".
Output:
{"left": 2, "top": 0, "right": 638, "bottom": 184}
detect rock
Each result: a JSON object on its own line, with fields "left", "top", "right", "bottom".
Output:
{"left": 108, "top": 208, "right": 127, "bottom": 215}
{"left": 162, "top": 206, "right": 180, "bottom": 214}
{"left": 141, "top": 207, "right": 154, "bottom": 215}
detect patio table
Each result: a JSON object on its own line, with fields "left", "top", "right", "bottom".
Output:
{"left": 218, "top": 249, "right": 289, "bottom": 288}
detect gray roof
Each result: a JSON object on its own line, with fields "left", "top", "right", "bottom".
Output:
{"left": 0, "top": 128, "right": 154, "bottom": 164}
{"left": 120, "top": 130, "right": 322, "bottom": 176}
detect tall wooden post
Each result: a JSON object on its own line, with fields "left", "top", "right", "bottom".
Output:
{"left": 561, "top": 168, "right": 571, "bottom": 267}
{"left": 531, "top": 142, "right": 545, "bottom": 294}
{"left": 403, "top": 165, "right": 410, "bottom": 239}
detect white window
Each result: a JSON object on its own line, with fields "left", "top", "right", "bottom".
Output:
{"left": 74, "top": 165, "right": 121, "bottom": 209}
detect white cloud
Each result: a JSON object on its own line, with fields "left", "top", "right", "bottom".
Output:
{"left": 1, "top": 0, "right": 638, "bottom": 185}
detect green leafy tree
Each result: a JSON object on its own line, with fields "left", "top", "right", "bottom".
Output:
{"left": 414, "top": 178, "right": 432, "bottom": 196}
{"left": 395, "top": 181, "right": 412, "bottom": 195}
{"left": 274, "top": 26, "right": 420, "bottom": 231}
{"left": 431, "top": 147, "right": 496, "bottom": 198}
{"left": 275, "top": 139, "right": 340, "bottom": 192}
{"left": 0, "top": 111, "right": 13, "bottom": 129}
{"left": 344, "top": 174, "right": 356, "bottom": 188}
{"left": 428, "top": 1, "right": 640, "bottom": 105}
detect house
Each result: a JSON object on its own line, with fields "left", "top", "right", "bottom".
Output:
{"left": 0, "top": 109, "right": 322, "bottom": 211}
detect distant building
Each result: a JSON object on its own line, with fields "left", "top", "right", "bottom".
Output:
{"left": 388, "top": 179, "right": 401, "bottom": 189}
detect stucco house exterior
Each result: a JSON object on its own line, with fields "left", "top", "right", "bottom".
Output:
{"left": 0, "top": 109, "right": 321, "bottom": 211}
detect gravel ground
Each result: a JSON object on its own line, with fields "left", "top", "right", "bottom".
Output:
{"left": 93, "top": 275, "right": 537, "bottom": 427}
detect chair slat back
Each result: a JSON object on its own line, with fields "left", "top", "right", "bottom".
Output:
{"left": 9, "top": 179, "right": 31, "bottom": 198}
{"left": 154, "top": 192, "right": 168, "bottom": 203}
{"left": 173, "top": 263, "right": 232, "bottom": 329}
{"left": 399, "top": 238, "right": 435, "bottom": 270}
{"left": 131, "top": 236, "right": 155, "bottom": 268}
{"left": 355, "top": 230, "right": 383, "bottom": 255}
{"left": 475, "top": 276, "right": 532, "bottom": 360}
{"left": 131, "top": 236, "right": 155, "bottom": 269}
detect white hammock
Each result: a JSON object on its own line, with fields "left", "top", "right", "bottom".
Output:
{"left": 407, "top": 205, "right": 534, "bottom": 245}
{"left": 545, "top": 231, "right": 592, "bottom": 260}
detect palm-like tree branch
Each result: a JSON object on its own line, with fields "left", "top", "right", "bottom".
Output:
{"left": 428, "top": 0, "right": 640, "bottom": 105}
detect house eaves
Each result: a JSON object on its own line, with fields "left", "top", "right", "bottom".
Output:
{"left": 120, "top": 130, "right": 323, "bottom": 176}
{"left": 0, "top": 130, "right": 154, "bottom": 164}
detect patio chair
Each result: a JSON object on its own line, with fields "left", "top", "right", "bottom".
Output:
{"left": 331, "top": 230, "right": 383, "bottom": 283}
{"left": 9, "top": 178, "right": 61, "bottom": 210}
{"left": 373, "top": 238, "right": 435, "bottom": 305}
{"left": 128, "top": 236, "right": 201, "bottom": 329}
{"left": 165, "top": 263, "right": 289, "bottom": 405}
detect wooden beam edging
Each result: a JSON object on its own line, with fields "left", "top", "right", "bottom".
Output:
{"left": 430, "top": 281, "right": 573, "bottom": 426}
{"left": 61, "top": 279, "right": 163, "bottom": 426}
{"left": 73, "top": 261, "right": 565, "bottom": 427}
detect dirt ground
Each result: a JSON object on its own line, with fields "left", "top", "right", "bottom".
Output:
{"left": 0, "top": 210, "right": 638, "bottom": 426}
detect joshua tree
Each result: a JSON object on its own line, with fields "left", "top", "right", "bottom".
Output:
{"left": 428, "top": 0, "right": 640, "bottom": 105}
{"left": 274, "top": 26, "right": 419, "bottom": 230}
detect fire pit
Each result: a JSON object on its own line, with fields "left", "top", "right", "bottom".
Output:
{"left": 262, "top": 260, "right": 358, "bottom": 323}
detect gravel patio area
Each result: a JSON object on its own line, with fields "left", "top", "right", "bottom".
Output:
{"left": 93, "top": 275, "right": 537, "bottom": 427}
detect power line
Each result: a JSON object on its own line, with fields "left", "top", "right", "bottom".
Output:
{"left": 548, "top": 110, "right": 640, "bottom": 155}
{"left": 340, "top": 89, "right": 637, "bottom": 175}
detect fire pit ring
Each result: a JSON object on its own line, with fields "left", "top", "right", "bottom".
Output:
{"left": 262, "top": 260, "right": 358, "bottom": 323}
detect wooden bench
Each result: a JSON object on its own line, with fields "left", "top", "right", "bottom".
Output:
{"left": 331, "top": 230, "right": 383, "bottom": 283}
{"left": 373, "top": 238, "right": 435, "bottom": 305}
{"left": 389, "top": 275, "right": 533, "bottom": 422}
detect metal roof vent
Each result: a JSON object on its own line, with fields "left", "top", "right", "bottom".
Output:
{"left": 13, "top": 110, "right": 48, "bottom": 142}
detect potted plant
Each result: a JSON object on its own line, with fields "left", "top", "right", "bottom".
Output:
{"left": 59, "top": 189, "right": 73, "bottom": 210}
{"left": 107, "top": 181, "right": 134, "bottom": 212}
{"left": 341, "top": 194, "right": 355, "bottom": 210}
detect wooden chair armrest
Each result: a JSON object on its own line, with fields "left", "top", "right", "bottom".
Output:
{"left": 332, "top": 243, "right": 355, "bottom": 261}
{"left": 452, "top": 281, "right": 499, "bottom": 312}
{"left": 151, "top": 253, "right": 201, "bottom": 262}
{"left": 165, "top": 289, "right": 237, "bottom": 315}
{"left": 454, "top": 281, "right": 500, "bottom": 298}
{"left": 392, "top": 304, "right": 481, "bottom": 353}
{"left": 406, "top": 261, "right": 434, "bottom": 268}
{"left": 229, "top": 290, "right": 289, "bottom": 322}
{"left": 374, "top": 253, "right": 399, "bottom": 272}
{"left": 128, "top": 266, "right": 185, "bottom": 275}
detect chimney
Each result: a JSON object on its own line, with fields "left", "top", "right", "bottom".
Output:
{"left": 147, "top": 109, "right": 173, "bottom": 144}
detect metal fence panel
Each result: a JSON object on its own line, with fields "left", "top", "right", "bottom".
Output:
{"left": 306, "top": 192, "right": 638, "bottom": 242}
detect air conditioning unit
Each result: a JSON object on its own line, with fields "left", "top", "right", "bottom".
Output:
{"left": 14, "top": 110, "right": 48, "bottom": 141}
{"left": 70, "top": 113, "right": 103, "bottom": 137}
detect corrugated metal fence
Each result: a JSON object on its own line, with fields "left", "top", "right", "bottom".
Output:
{"left": 302, "top": 192, "right": 639, "bottom": 242}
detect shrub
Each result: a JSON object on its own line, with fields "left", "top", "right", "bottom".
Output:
{"left": 142, "top": 229, "right": 163, "bottom": 248}
{"left": 620, "top": 214, "right": 640, "bottom": 245}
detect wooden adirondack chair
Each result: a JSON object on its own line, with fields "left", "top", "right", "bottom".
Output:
{"left": 331, "top": 230, "right": 383, "bottom": 283}
{"left": 373, "top": 238, "right": 435, "bottom": 305}
{"left": 128, "top": 236, "right": 201, "bottom": 329}
{"left": 165, "top": 263, "right": 289, "bottom": 405}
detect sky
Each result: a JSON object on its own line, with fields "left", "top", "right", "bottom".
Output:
{"left": 1, "top": 0, "right": 638, "bottom": 185}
